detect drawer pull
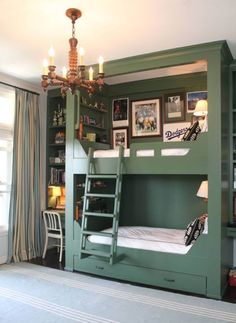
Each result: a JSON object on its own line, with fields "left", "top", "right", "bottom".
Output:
{"left": 164, "top": 278, "right": 175, "bottom": 283}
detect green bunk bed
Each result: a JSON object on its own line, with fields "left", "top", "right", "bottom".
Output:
{"left": 64, "top": 40, "right": 233, "bottom": 300}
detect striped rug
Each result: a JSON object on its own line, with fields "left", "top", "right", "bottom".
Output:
{"left": 0, "top": 262, "right": 235, "bottom": 322}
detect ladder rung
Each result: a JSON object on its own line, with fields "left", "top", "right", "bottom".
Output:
{"left": 81, "top": 249, "right": 111, "bottom": 258}
{"left": 82, "top": 230, "right": 113, "bottom": 237}
{"left": 86, "top": 193, "right": 116, "bottom": 198}
{"left": 88, "top": 174, "right": 117, "bottom": 179}
{"left": 84, "top": 212, "right": 115, "bottom": 218}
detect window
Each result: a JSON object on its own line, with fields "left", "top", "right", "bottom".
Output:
{"left": 0, "top": 85, "right": 15, "bottom": 227}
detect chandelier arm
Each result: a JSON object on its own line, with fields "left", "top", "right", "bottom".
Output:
{"left": 41, "top": 8, "right": 105, "bottom": 96}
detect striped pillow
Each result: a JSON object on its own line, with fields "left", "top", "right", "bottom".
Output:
{"left": 184, "top": 218, "right": 204, "bottom": 246}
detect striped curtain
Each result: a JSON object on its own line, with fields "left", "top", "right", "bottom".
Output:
{"left": 8, "top": 89, "right": 42, "bottom": 262}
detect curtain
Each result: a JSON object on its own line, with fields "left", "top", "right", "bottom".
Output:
{"left": 8, "top": 89, "right": 42, "bottom": 262}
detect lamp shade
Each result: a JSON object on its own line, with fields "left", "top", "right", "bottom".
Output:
{"left": 197, "top": 180, "right": 208, "bottom": 199}
{"left": 193, "top": 100, "right": 208, "bottom": 116}
{"left": 48, "top": 186, "right": 61, "bottom": 197}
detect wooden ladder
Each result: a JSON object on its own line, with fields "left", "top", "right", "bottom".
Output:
{"left": 78, "top": 146, "right": 124, "bottom": 265}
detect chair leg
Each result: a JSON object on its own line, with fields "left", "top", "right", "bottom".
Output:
{"left": 42, "top": 235, "right": 48, "bottom": 259}
{"left": 59, "top": 237, "right": 63, "bottom": 262}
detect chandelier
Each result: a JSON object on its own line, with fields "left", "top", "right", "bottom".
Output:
{"left": 41, "top": 8, "right": 105, "bottom": 96}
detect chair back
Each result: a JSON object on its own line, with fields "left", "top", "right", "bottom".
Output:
{"left": 43, "top": 211, "right": 62, "bottom": 234}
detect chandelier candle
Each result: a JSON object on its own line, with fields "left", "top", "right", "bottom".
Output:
{"left": 41, "top": 8, "right": 105, "bottom": 96}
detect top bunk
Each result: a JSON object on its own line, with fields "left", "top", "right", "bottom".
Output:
{"left": 73, "top": 132, "right": 208, "bottom": 175}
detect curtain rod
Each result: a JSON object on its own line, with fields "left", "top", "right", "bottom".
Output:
{"left": 0, "top": 81, "right": 40, "bottom": 96}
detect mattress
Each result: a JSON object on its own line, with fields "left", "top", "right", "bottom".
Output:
{"left": 88, "top": 226, "right": 192, "bottom": 255}
{"left": 93, "top": 148, "right": 190, "bottom": 158}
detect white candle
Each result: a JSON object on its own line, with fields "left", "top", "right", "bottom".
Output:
{"left": 79, "top": 47, "right": 85, "bottom": 65}
{"left": 89, "top": 67, "right": 94, "bottom": 81}
{"left": 62, "top": 66, "right": 67, "bottom": 78}
{"left": 48, "top": 46, "right": 55, "bottom": 66}
{"left": 42, "top": 59, "right": 49, "bottom": 75}
{"left": 98, "top": 56, "right": 104, "bottom": 73}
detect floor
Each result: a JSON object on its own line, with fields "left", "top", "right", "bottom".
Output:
{"left": 29, "top": 247, "right": 236, "bottom": 304}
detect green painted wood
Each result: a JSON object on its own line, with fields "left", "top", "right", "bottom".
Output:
{"left": 64, "top": 40, "right": 234, "bottom": 299}
{"left": 78, "top": 146, "right": 124, "bottom": 265}
{"left": 83, "top": 212, "right": 114, "bottom": 218}
{"left": 227, "top": 227, "right": 236, "bottom": 237}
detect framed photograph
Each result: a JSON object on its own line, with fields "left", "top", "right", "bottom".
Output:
{"left": 131, "top": 98, "right": 162, "bottom": 138}
{"left": 112, "top": 98, "right": 129, "bottom": 127}
{"left": 187, "top": 91, "right": 208, "bottom": 113}
{"left": 164, "top": 93, "right": 185, "bottom": 123}
{"left": 163, "top": 122, "right": 191, "bottom": 142}
{"left": 112, "top": 128, "right": 128, "bottom": 149}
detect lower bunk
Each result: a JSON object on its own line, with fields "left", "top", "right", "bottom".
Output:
{"left": 73, "top": 224, "right": 209, "bottom": 297}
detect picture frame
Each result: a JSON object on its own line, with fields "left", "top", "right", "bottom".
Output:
{"left": 112, "top": 128, "right": 128, "bottom": 149}
{"left": 112, "top": 98, "right": 129, "bottom": 128}
{"left": 164, "top": 92, "right": 185, "bottom": 123}
{"left": 187, "top": 91, "right": 208, "bottom": 113}
{"left": 163, "top": 122, "right": 191, "bottom": 142}
{"left": 131, "top": 98, "right": 162, "bottom": 138}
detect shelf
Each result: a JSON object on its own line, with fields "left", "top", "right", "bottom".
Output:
{"left": 49, "top": 163, "right": 65, "bottom": 167}
{"left": 49, "top": 143, "right": 65, "bottom": 147}
{"left": 49, "top": 124, "right": 66, "bottom": 129}
{"left": 83, "top": 123, "right": 106, "bottom": 130}
{"left": 81, "top": 103, "right": 108, "bottom": 113}
{"left": 227, "top": 226, "right": 236, "bottom": 237}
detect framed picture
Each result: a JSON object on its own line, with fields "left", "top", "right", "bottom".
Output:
{"left": 112, "top": 128, "right": 128, "bottom": 149}
{"left": 164, "top": 93, "right": 185, "bottom": 123}
{"left": 131, "top": 98, "right": 162, "bottom": 138}
{"left": 187, "top": 91, "right": 208, "bottom": 113}
{"left": 163, "top": 122, "right": 191, "bottom": 142}
{"left": 112, "top": 98, "right": 129, "bottom": 127}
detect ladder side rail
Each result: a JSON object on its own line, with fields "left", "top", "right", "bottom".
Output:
{"left": 110, "top": 145, "right": 124, "bottom": 263}
{"left": 79, "top": 147, "right": 94, "bottom": 255}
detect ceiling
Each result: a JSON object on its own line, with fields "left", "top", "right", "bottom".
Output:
{"left": 1, "top": 0, "right": 236, "bottom": 88}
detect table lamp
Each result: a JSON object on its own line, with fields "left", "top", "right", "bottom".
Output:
{"left": 48, "top": 186, "right": 61, "bottom": 209}
{"left": 194, "top": 99, "right": 208, "bottom": 132}
{"left": 197, "top": 180, "right": 208, "bottom": 233}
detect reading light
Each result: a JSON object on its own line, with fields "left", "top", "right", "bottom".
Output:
{"left": 196, "top": 180, "right": 208, "bottom": 201}
{"left": 194, "top": 100, "right": 208, "bottom": 132}
{"left": 197, "top": 180, "right": 208, "bottom": 233}
{"left": 193, "top": 100, "right": 208, "bottom": 116}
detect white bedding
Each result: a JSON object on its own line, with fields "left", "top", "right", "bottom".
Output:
{"left": 88, "top": 226, "right": 192, "bottom": 255}
{"left": 93, "top": 148, "right": 190, "bottom": 158}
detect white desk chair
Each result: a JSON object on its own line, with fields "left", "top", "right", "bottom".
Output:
{"left": 42, "top": 210, "right": 64, "bottom": 262}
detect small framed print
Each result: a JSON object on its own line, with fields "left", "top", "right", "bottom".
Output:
{"left": 187, "top": 91, "right": 208, "bottom": 113}
{"left": 164, "top": 93, "right": 185, "bottom": 123}
{"left": 112, "top": 128, "right": 128, "bottom": 149}
{"left": 131, "top": 98, "right": 162, "bottom": 138}
{"left": 112, "top": 98, "right": 129, "bottom": 128}
{"left": 163, "top": 122, "right": 191, "bottom": 142}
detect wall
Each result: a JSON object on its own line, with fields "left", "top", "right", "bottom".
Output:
{"left": 109, "top": 72, "right": 207, "bottom": 145}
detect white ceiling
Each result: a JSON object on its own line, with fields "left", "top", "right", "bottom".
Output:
{"left": 1, "top": 0, "right": 236, "bottom": 87}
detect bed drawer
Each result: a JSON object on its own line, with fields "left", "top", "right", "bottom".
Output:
{"left": 156, "top": 270, "right": 206, "bottom": 295}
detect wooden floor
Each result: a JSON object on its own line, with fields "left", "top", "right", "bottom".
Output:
{"left": 29, "top": 248, "right": 236, "bottom": 303}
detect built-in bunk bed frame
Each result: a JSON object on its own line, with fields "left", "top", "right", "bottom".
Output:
{"left": 64, "top": 41, "right": 233, "bottom": 299}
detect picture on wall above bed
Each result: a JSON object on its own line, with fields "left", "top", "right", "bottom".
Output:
{"left": 112, "top": 98, "right": 129, "bottom": 128}
{"left": 131, "top": 98, "right": 162, "bottom": 138}
{"left": 186, "top": 91, "right": 208, "bottom": 113}
{"left": 112, "top": 128, "right": 128, "bottom": 149}
{"left": 163, "top": 122, "right": 191, "bottom": 142}
{"left": 164, "top": 92, "right": 185, "bottom": 123}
